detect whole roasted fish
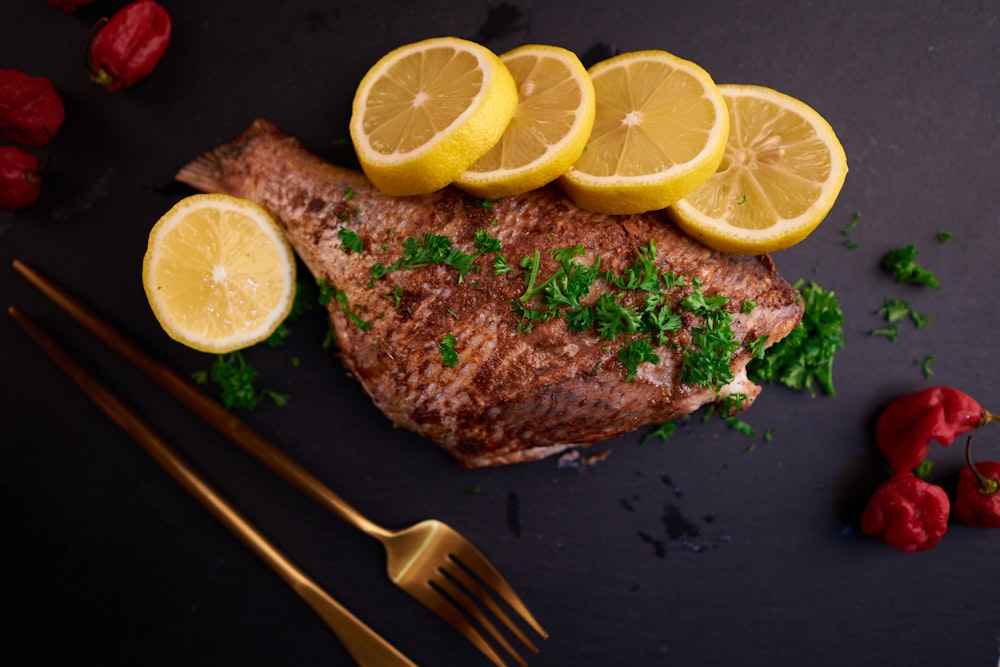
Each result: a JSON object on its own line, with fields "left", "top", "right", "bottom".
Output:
{"left": 177, "top": 119, "right": 803, "bottom": 467}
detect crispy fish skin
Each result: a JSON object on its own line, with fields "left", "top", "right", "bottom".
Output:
{"left": 177, "top": 119, "right": 803, "bottom": 467}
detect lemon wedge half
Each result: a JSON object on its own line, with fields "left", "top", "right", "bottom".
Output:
{"left": 142, "top": 194, "right": 296, "bottom": 354}
{"left": 668, "top": 84, "right": 848, "bottom": 254}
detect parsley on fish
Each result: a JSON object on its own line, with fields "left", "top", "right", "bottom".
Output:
{"left": 882, "top": 244, "right": 940, "bottom": 289}
{"left": 439, "top": 333, "right": 459, "bottom": 368}
{"left": 747, "top": 281, "right": 844, "bottom": 396}
{"left": 619, "top": 338, "right": 660, "bottom": 382}
{"left": 338, "top": 227, "right": 363, "bottom": 253}
{"left": 372, "top": 231, "right": 502, "bottom": 283}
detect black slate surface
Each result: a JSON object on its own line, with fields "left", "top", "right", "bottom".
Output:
{"left": 3, "top": 1, "right": 999, "bottom": 665}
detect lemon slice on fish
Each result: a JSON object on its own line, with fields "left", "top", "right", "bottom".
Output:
{"left": 558, "top": 50, "right": 729, "bottom": 215}
{"left": 350, "top": 36, "right": 518, "bottom": 196}
{"left": 142, "top": 194, "right": 296, "bottom": 354}
{"left": 454, "top": 44, "right": 596, "bottom": 198}
{"left": 667, "top": 84, "right": 848, "bottom": 254}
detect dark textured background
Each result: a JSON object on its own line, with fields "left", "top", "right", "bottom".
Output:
{"left": 3, "top": 1, "right": 999, "bottom": 665}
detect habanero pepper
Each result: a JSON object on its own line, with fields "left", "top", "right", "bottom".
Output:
{"left": 87, "top": 0, "right": 171, "bottom": 92}
{"left": 874, "top": 386, "right": 997, "bottom": 474}
{"left": 953, "top": 436, "right": 1000, "bottom": 529}
{"left": 860, "top": 472, "right": 949, "bottom": 552}
{"left": 0, "top": 69, "right": 65, "bottom": 147}
{"left": 0, "top": 146, "right": 42, "bottom": 211}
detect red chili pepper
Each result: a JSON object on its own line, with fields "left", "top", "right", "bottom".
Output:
{"left": 0, "top": 146, "right": 42, "bottom": 211}
{"left": 48, "top": 0, "right": 99, "bottom": 12}
{"left": 0, "top": 69, "right": 65, "bottom": 147}
{"left": 874, "top": 386, "right": 997, "bottom": 474}
{"left": 860, "top": 472, "right": 949, "bottom": 552}
{"left": 87, "top": 0, "right": 171, "bottom": 92}
{"left": 953, "top": 436, "right": 1000, "bottom": 529}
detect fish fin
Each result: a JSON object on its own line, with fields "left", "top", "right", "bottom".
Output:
{"left": 175, "top": 153, "right": 226, "bottom": 194}
{"left": 175, "top": 118, "right": 283, "bottom": 194}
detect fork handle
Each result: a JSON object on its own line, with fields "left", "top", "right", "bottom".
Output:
{"left": 10, "top": 306, "right": 417, "bottom": 667}
{"left": 13, "top": 260, "right": 392, "bottom": 541}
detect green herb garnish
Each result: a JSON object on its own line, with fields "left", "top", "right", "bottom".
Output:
{"left": 194, "top": 351, "right": 288, "bottom": 410}
{"left": 619, "top": 338, "right": 660, "bottom": 382}
{"left": 937, "top": 232, "right": 952, "bottom": 244}
{"left": 920, "top": 355, "right": 936, "bottom": 379}
{"left": 640, "top": 419, "right": 677, "bottom": 445}
{"left": 439, "top": 333, "right": 459, "bottom": 368}
{"left": 337, "top": 227, "right": 363, "bottom": 254}
{"left": 747, "top": 281, "right": 844, "bottom": 396}
{"left": 882, "top": 244, "right": 940, "bottom": 289}
{"left": 871, "top": 324, "right": 900, "bottom": 342}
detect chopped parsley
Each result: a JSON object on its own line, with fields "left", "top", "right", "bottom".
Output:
{"left": 372, "top": 231, "right": 502, "bottom": 283}
{"left": 920, "top": 355, "right": 936, "bottom": 379}
{"left": 910, "top": 310, "right": 931, "bottom": 328}
{"left": 747, "top": 281, "right": 844, "bottom": 396}
{"left": 937, "top": 232, "right": 952, "bottom": 244}
{"left": 438, "top": 333, "right": 459, "bottom": 368}
{"left": 841, "top": 211, "right": 860, "bottom": 249}
{"left": 877, "top": 298, "right": 911, "bottom": 322}
{"left": 192, "top": 351, "right": 288, "bottom": 410}
{"left": 337, "top": 227, "right": 363, "bottom": 253}
{"left": 640, "top": 419, "right": 678, "bottom": 445}
{"left": 881, "top": 244, "right": 940, "bottom": 289}
{"left": 913, "top": 459, "right": 934, "bottom": 479}
{"left": 870, "top": 324, "right": 900, "bottom": 342}
{"left": 678, "top": 279, "right": 739, "bottom": 391}
{"left": 619, "top": 338, "right": 660, "bottom": 382}
{"left": 872, "top": 297, "right": 930, "bottom": 339}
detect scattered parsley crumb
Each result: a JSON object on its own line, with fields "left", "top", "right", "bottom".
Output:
{"left": 467, "top": 483, "right": 482, "bottom": 496}
{"left": 641, "top": 420, "right": 677, "bottom": 445}
{"left": 936, "top": 232, "right": 952, "bottom": 243}
{"left": 870, "top": 324, "right": 900, "bottom": 342}
{"left": 920, "top": 355, "right": 936, "bottom": 379}
{"left": 882, "top": 244, "right": 940, "bottom": 289}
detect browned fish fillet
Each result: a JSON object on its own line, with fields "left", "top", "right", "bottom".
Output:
{"left": 176, "top": 119, "right": 804, "bottom": 468}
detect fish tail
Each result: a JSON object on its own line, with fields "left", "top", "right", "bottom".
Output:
{"left": 175, "top": 118, "right": 284, "bottom": 194}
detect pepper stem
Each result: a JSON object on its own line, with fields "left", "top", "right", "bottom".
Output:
{"left": 82, "top": 17, "right": 108, "bottom": 78}
{"left": 983, "top": 408, "right": 999, "bottom": 425}
{"left": 965, "top": 435, "right": 1000, "bottom": 495}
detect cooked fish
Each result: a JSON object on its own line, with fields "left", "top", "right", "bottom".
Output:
{"left": 176, "top": 119, "right": 804, "bottom": 467}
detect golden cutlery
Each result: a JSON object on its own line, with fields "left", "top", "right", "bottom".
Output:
{"left": 9, "top": 304, "right": 418, "bottom": 667}
{"left": 12, "top": 259, "right": 547, "bottom": 667}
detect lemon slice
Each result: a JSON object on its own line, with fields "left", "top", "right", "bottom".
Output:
{"left": 557, "top": 50, "right": 729, "bottom": 215}
{"left": 350, "top": 36, "right": 518, "bottom": 196}
{"left": 668, "top": 84, "right": 848, "bottom": 254}
{"left": 142, "top": 194, "right": 296, "bottom": 354}
{"left": 454, "top": 44, "right": 596, "bottom": 198}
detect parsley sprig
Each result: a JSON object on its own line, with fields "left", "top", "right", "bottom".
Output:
{"left": 882, "top": 244, "right": 940, "bottom": 289}
{"left": 747, "top": 281, "right": 844, "bottom": 396}
{"left": 372, "top": 230, "right": 503, "bottom": 283}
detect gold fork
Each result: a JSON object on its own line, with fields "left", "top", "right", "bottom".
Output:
{"left": 9, "top": 305, "right": 418, "bottom": 667}
{"left": 13, "top": 260, "right": 548, "bottom": 667}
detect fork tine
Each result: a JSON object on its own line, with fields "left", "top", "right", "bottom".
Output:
{"left": 406, "top": 580, "right": 509, "bottom": 667}
{"left": 448, "top": 540, "right": 548, "bottom": 640}
{"left": 434, "top": 567, "right": 528, "bottom": 667}
{"left": 443, "top": 558, "right": 538, "bottom": 654}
